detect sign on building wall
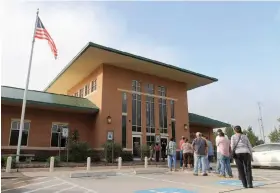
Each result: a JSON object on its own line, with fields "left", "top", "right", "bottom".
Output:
{"left": 62, "top": 128, "right": 69, "bottom": 138}
{"left": 156, "top": 135, "right": 161, "bottom": 143}
{"left": 107, "top": 131, "right": 114, "bottom": 141}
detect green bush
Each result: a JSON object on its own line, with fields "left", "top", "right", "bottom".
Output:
{"left": 88, "top": 149, "right": 101, "bottom": 162}
{"left": 121, "top": 151, "right": 133, "bottom": 162}
{"left": 140, "top": 144, "right": 150, "bottom": 160}
{"left": 2, "top": 156, "right": 16, "bottom": 169}
{"left": 102, "top": 141, "right": 123, "bottom": 163}
{"left": 46, "top": 156, "right": 60, "bottom": 167}
{"left": 34, "top": 154, "right": 50, "bottom": 162}
{"left": 68, "top": 142, "right": 92, "bottom": 162}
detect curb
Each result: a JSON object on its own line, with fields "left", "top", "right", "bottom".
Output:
{"left": 1, "top": 176, "right": 18, "bottom": 179}
{"left": 134, "top": 168, "right": 169, "bottom": 175}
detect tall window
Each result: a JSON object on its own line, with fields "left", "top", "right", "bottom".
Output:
{"left": 84, "top": 84, "right": 89, "bottom": 96}
{"left": 74, "top": 92, "right": 78, "bottom": 97}
{"left": 132, "top": 80, "right": 141, "bottom": 132}
{"left": 171, "top": 100, "right": 176, "bottom": 140}
{"left": 79, "top": 88, "right": 84, "bottom": 98}
{"left": 122, "top": 92, "right": 127, "bottom": 147}
{"left": 158, "top": 86, "right": 167, "bottom": 134}
{"left": 51, "top": 123, "right": 68, "bottom": 147}
{"left": 146, "top": 135, "right": 155, "bottom": 146}
{"left": 146, "top": 84, "right": 155, "bottom": 134}
{"left": 9, "top": 120, "right": 30, "bottom": 146}
{"left": 91, "top": 79, "right": 97, "bottom": 92}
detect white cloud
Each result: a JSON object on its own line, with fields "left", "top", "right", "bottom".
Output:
{"left": 1, "top": 0, "right": 279, "bottom": 142}
{"left": 1, "top": 0, "right": 182, "bottom": 91}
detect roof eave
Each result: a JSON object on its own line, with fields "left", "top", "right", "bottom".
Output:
{"left": 44, "top": 42, "right": 218, "bottom": 92}
{"left": 1, "top": 97, "right": 99, "bottom": 113}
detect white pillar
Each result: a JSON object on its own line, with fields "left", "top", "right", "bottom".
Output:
{"left": 5, "top": 156, "right": 12, "bottom": 173}
{"left": 87, "top": 157, "right": 91, "bottom": 171}
{"left": 49, "top": 156, "right": 54, "bottom": 172}
{"left": 118, "top": 157, "right": 122, "bottom": 170}
{"left": 144, "top": 156, "right": 148, "bottom": 168}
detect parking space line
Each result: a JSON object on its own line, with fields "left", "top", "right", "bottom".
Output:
{"left": 53, "top": 185, "right": 77, "bottom": 193}
{"left": 1, "top": 179, "right": 55, "bottom": 192}
{"left": 22, "top": 182, "right": 67, "bottom": 193}
{"left": 119, "top": 173, "right": 229, "bottom": 191}
{"left": 13, "top": 177, "right": 48, "bottom": 185}
{"left": 55, "top": 177, "right": 98, "bottom": 193}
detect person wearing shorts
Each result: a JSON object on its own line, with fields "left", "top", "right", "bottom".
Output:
{"left": 181, "top": 138, "right": 193, "bottom": 170}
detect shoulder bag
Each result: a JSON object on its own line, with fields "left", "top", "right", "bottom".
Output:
{"left": 231, "top": 135, "right": 241, "bottom": 159}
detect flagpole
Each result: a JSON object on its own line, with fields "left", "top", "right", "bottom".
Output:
{"left": 16, "top": 8, "right": 40, "bottom": 163}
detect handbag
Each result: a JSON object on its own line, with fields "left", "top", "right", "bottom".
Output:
{"left": 231, "top": 135, "right": 241, "bottom": 159}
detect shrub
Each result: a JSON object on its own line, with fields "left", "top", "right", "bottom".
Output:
{"left": 102, "top": 141, "right": 123, "bottom": 163}
{"left": 140, "top": 144, "right": 150, "bottom": 160}
{"left": 88, "top": 149, "right": 101, "bottom": 162}
{"left": 68, "top": 142, "right": 92, "bottom": 162}
{"left": 46, "top": 156, "right": 60, "bottom": 167}
{"left": 2, "top": 156, "right": 16, "bottom": 169}
{"left": 34, "top": 154, "right": 50, "bottom": 162}
{"left": 121, "top": 151, "right": 133, "bottom": 162}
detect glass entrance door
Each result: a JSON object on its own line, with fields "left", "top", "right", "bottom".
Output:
{"left": 132, "top": 136, "right": 141, "bottom": 158}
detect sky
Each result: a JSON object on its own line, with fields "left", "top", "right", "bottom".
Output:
{"left": 1, "top": 0, "right": 279, "bottom": 141}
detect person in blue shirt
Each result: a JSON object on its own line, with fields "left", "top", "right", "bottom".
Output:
{"left": 205, "top": 136, "right": 214, "bottom": 171}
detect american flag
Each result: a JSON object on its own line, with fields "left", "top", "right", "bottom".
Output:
{"left": 34, "top": 17, "right": 58, "bottom": 59}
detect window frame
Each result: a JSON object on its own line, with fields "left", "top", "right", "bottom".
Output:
{"left": 9, "top": 119, "right": 30, "bottom": 146}
{"left": 79, "top": 88, "right": 84, "bottom": 98}
{"left": 158, "top": 86, "right": 167, "bottom": 134}
{"left": 91, "top": 79, "right": 97, "bottom": 92}
{"left": 145, "top": 83, "right": 155, "bottom": 134}
{"left": 84, "top": 84, "right": 89, "bottom": 96}
{"left": 132, "top": 80, "right": 142, "bottom": 133}
{"left": 50, "top": 122, "right": 69, "bottom": 148}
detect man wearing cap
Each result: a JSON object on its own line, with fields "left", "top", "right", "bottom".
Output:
{"left": 215, "top": 129, "right": 228, "bottom": 174}
{"left": 179, "top": 136, "right": 185, "bottom": 168}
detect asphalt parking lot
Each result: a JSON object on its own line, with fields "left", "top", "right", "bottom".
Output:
{"left": 1, "top": 168, "right": 280, "bottom": 193}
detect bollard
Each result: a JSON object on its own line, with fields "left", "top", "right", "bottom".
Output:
{"left": 5, "top": 156, "right": 12, "bottom": 173}
{"left": 144, "top": 156, "right": 148, "bottom": 168}
{"left": 49, "top": 156, "right": 54, "bottom": 172}
{"left": 87, "top": 157, "right": 91, "bottom": 171}
{"left": 118, "top": 157, "right": 122, "bottom": 170}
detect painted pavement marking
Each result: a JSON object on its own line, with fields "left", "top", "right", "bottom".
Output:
{"left": 135, "top": 188, "right": 196, "bottom": 193}
{"left": 118, "top": 173, "right": 228, "bottom": 191}
{"left": 218, "top": 180, "right": 265, "bottom": 187}
{"left": 22, "top": 182, "right": 67, "bottom": 193}
{"left": 53, "top": 185, "right": 77, "bottom": 193}
{"left": 1, "top": 179, "right": 56, "bottom": 192}
{"left": 55, "top": 177, "right": 98, "bottom": 193}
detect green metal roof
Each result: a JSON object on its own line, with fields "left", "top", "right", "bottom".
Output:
{"left": 189, "top": 113, "right": 230, "bottom": 128}
{"left": 1, "top": 86, "right": 99, "bottom": 112}
{"left": 44, "top": 42, "right": 218, "bottom": 91}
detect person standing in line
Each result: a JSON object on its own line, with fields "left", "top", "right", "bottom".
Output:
{"left": 181, "top": 138, "right": 193, "bottom": 170}
{"left": 217, "top": 132, "right": 233, "bottom": 178}
{"left": 179, "top": 136, "right": 185, "bottom": 168}
{"left": 154, "top": 143, "right": 161, "bottom": 162}
{"left": 161, "top": 141, "right": 167, "bottom": 162}
{"left": 215, "top": 129, "right": 228, "bottom": 174}
{"left": 231, "top": 125, "right": 254, "bottom": 189}
{"left": 167, "top": 137, "right": 177, "bottom": 171}
{"left": 205, "top": 136, "right": 214, "bottom": 171}
{"left": 149, "top": 144, "right": 154, "bottom": 161}
{"left": 192, "top": 132, "right": 208, "bottom": 176}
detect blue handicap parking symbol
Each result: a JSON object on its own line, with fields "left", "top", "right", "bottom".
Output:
{"left": 218, "top": 180, "right": 265, "bottom": 187}
{"left": 135, "top": 188, "right": 196, "bottom": 193}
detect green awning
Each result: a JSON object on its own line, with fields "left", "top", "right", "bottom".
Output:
{"left": 189, "top": 113, "right": 230, "bottom": 128}
{"left": 1, "top": 86, "right": 99, "bottom": 113}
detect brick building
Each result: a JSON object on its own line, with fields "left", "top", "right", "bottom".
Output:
{"left": 1, "top": 42, "right": 229, "bottom": 157}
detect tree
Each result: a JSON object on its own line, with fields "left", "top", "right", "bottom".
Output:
{"left": 224, "top": 126, "right": 234, "bottom": 139}
{"left": 268, "top": 118, "right": 280, "bottom": 142}
{"left": 243, "top": 126, "right": 260, "bottom": 147}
